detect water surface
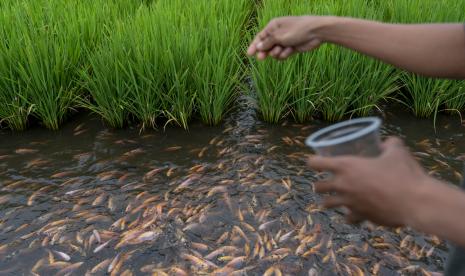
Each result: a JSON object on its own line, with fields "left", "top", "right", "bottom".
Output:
{"left": 1, "top": 99, "right": 463, "bottom": 275}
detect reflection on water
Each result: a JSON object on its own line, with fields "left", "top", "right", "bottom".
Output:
{"left": 0, "top": 98, "right": 464, "bottom": 275}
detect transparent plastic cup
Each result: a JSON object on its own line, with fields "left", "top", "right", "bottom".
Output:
{"left": 305, "top": 117, "right": 382, "bottom": 157}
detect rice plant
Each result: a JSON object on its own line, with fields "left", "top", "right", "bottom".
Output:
{"left": 252, "top": 0, "right": 399, "bottom": 123}
{"left": 308, "top": 0, "right": 399, "bottom": 121}
{"left": 251, "top": 0, "right": 321, "bottom": 123}
{"left": 384, "top": 0, "right": 465, "bottom": 117}
{"left": 192, "top": 0, "right": 251, "bottom": 125}
{"left": 400, "top": 74, "right": 448, "bottom": 118}
{"left": 0, "top": 5, "right": 31, "bottom": 130}
{"left": 443, "top": 81, "right": 465, "bottom": 114}
{"left": 84, "top": 0, "right": 249, "bottom": 129}
{"left": 0, "top": 0, "right": 145, "bottom": 130}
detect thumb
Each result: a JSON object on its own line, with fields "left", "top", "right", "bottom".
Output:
{"left": 380, "top": 136, "right": 404, "bottom": 151}
{"left": 295, "top": 39, "right": 322, "bottom": 52}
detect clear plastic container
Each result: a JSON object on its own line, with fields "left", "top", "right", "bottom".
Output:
{"left": 305, "top": 117, "right": 382, "bottom": 157}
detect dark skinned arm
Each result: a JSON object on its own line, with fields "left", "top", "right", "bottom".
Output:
{"left": 248, "top": 16, "right": 465, "bottom": 79}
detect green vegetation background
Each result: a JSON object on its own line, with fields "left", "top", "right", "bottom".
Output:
{"left": 0, "top": 0, "right": 464, "bottom": 130}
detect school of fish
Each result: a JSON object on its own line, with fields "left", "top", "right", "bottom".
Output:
{"left": 0, "top": 98, "right": 461, "bottom": 275}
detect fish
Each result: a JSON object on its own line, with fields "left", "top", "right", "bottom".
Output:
{"left": 136, "top": 231, "right": 160, "bottom": 242}
{"left": 93, "top": 240, "right": 111, "bottom": 253}
{"left": 55, "top": 262, "right": 83, "bottom": 276}
{"left": 207, "top": 186, "right": 227, "bottom": 197}
{"left": 165, "top": 146, "right": 182, "bottom": 152}
{"left": 31, "top": 258, "right": 46, "bottom": 273}
{"left": 181, "top": 253, "right": 217, "bottom": 269}
{"left": 205, "top": 246, "right": 239, "bottom": 260}
{"left": 278, "top": 230, "right": 294, "bottom": 243}
{"left": 216, "top": 231, "right": 229, "bottom": 244}
{"left": 258, "top": 220, "right": 277, "bottom": 231}
{"left": 400, "top": 235, "right": 412, "bottom": 248}
{"left": 53, "top": 250, "right": 71, "bottom": 261}
{"left": 15, "top": 148, "right": 38, "bottom": 154}
{"left": 108, "top": 253, "right": 121, "bottom": 273}
{"left": 120, "top": 269, "right": 133, "bottom": 276}
{"left": 14, "top": 223, "right": 29, "bottom": 232}
{"left": 25, "top": 158, "right": 50, "bottom": 168}
{"left": 91, "top": 259, "right": 112, "bottom": 273}
{"left": 92, "top": 229, "right": 102, "bottom": 243}
{"left": 233, "top": 225, "right": 249, "bottom": 242}
{"left": 198, "top": 146, "right": 208, "bottom": 158}
{"left": 225, "top": 256, "right": 246, "bottom": 269}
{"left": 191, "top": 242, "right": 209, "bottom": 252}
{"left": 51, "top": 171, "right": 74, "bottom": 178}
{"left": 174, "top": 176, "right": 197, "bottom": 192}
{"left": 144, "top": 168, "right": 164, "bottom": 180}
{"left": 167, "top": 167, "right": 176, "bottom": 177}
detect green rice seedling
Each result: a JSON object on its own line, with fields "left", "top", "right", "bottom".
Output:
{"left": 0, "top": 5, "right": 32, "bottom": 130}
{"left": 82, "top": 2, "right": 178, "bottom": 129}
{"left": 84, "top": 0, "right": 207, "bottom": 130}
{"left": 350, "top": 57, "right": 400, "bottom": 117}
{"left": 443, "top": 81, "right": 465, "bottom": 114}
{"left": 0, "top": 1, "right": 114, "bottom": 130}
{"left": 191, "top": 0, "right": 251, "bottom": 125}
{"left": 307, "top": 0, "right": 399, "bottom": 121}
{"left": 384, "top": 0, "right": 465, "bottom": 117}
{"left": 400, "top": 73, "right": 448, "bottom": 118}
{"left": 252, "top": 0, "right": 399, "bottom": 123}
{"left": 314, "top": 45, "right": 365, "bottom": 122}
{"left": 251, "top": 0, "right": 321, "bottom": 123}
{"left": 7, "top": 1, "right": 97, "bottom": 130}
{"left": 81, "top": 22, "right": 132, "bottom": 129}
{"left": 0, "top": 0, "right": 144, "bottom": 130}
{"left": 136, "top": 0, "right": 197, "bottom": 129}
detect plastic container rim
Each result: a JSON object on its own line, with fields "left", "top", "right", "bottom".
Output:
{"left": 305, "top": 117, "right": 381, "bottom": 149}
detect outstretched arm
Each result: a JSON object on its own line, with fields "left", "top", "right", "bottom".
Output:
{"left": 248, "top": 16, "right": 465, "bottom": 79}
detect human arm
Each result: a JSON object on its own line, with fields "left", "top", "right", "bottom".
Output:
{"left": 247, "top": 16, "right": 465, "bottom": 79}
{"left": 308, "top": 137, "right": 465, "bottom": 248}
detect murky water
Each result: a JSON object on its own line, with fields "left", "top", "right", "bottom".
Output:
{"left": 1, "top": 96, "right": 464, "bottom": 275}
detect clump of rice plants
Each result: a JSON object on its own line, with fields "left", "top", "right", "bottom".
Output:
{"left": 192, "top": 0, "right": 251, "bottom": 125}
{"left": 251, "top": 0, "right": 321, "bottom": 123}
{"left": 443, "top": 81, "right": 465, "bottom": 114}
{"left": 384, "top": 0, "right": 465, "bottom": 117}
{"left": 252, "top": 0, "right": 399, "bottom": 123}
{"left": 0, "top": 1, "right": 100, "bottom": 130}
{"left": 0, "top": 0, "right": 145, "bottom": 130}
{"left": 399, "top": 74, "right": 448, "bottom": 118}
{"left": 308, "top": 0, "right": 399, "bottom": 121}
{"left": 84, "top": 0, "right": 250, "bottom": 129}
{"left": 0, "top": 5, "right": 31, "bottom": 130}
{"left": 84, "top": 1, "right": 193, "bottom": 129}
{"left": 81, "top": 23, "right": 132, "bottom": 129}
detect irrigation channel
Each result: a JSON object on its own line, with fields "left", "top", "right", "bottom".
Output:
{"left": 1, "top": 93, "right": 464, "bottom": 275}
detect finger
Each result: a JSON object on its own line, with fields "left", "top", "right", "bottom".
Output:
{"left": 278, "top": 47, "right": 295, "bottom": 60}
{"left": 381, "top": 136, "right": 404, "bottom": 151}
{"left": 256, "top": 35, "right": 278, "bottom": 52}
{"left": 257, "top": 51, "right": 268, "bottom": 60}
{"left": 269, "top": 46, "right": 283, "bottom": 58}
{"left": 247, "top": 42, "right": 258, "bottom": 56}
{"left": 322, "top": 195, "right": 349, "bottom": 209}
{"left": 247, "top": 30, "right": 269, "bottom": 56}
{"left": 295, "top": 39, "right": 321, "bottom": 52}
{"left": 314, "top": 179, "right": 344, "bottom": 194}
{"left": 308, "top": 155, "right": 346, "bottom": 173}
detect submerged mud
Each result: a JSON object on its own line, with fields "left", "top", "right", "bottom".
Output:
{"left": 0, "top": 97, "right": 464, "bottom": 275}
